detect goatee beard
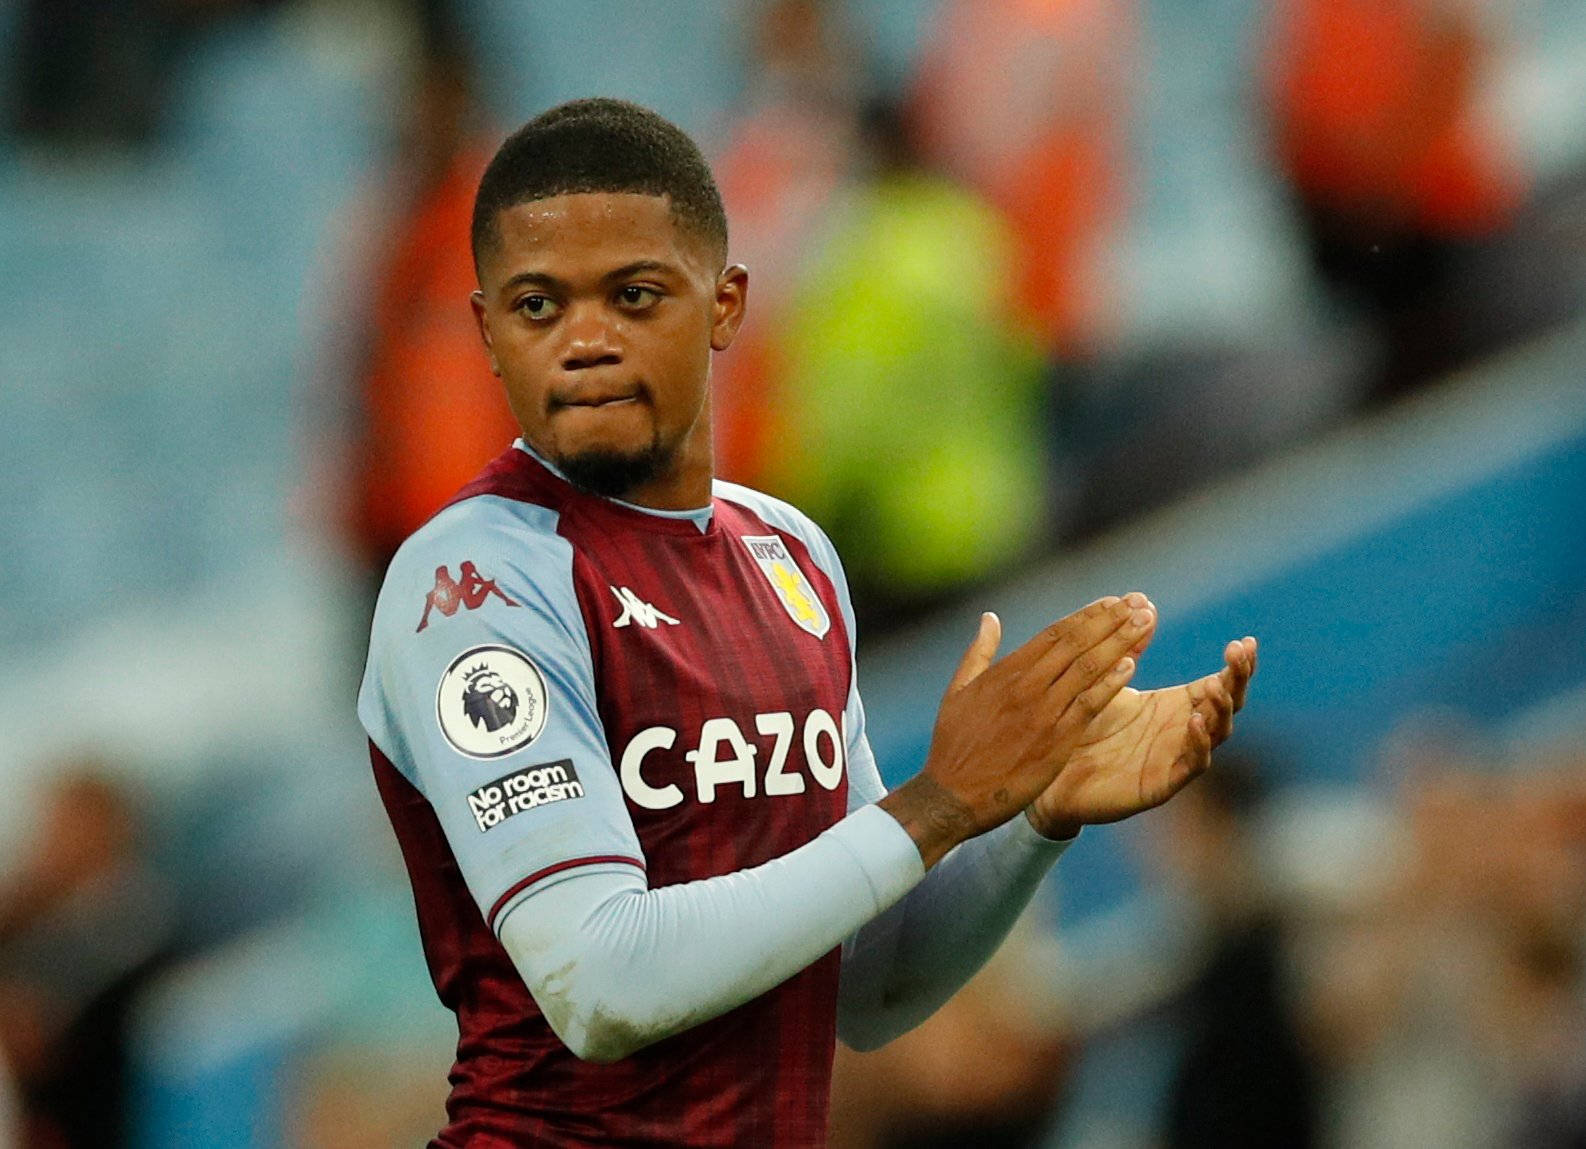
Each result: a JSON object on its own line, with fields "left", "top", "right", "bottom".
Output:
{"left": 556, "top": 438, "right": 672, "bottom": 500}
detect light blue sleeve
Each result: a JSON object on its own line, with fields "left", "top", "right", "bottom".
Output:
{"left": 835, "top": 816, "right": 1073, "bottom": 1049}
{"left": 497, "top": 804, "right": 925, "bottom": 1062}
{"left": 358, "top": 496, "right": 645, "bottom": 930}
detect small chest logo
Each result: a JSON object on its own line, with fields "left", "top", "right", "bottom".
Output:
{"left": 740, "top": 535, "right": 830, "bottom": 639}
{"left": 417, "top": 562, "right": 518, "bottom": 632}
{"left": 435, "top": 645, "right": 548, "bottom": 758}
{"left": 610, "top": 585, "right": 680, "bottom": 629}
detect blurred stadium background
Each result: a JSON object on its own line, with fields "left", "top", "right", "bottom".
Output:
{"left": 0, "top": 0, "right": 1584, "bottom": 1145}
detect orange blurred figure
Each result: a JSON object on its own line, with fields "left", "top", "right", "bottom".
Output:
{"left": 909, "top": 0, "right": 1135, "bottom": 358}
{"left": 1265, "top": 0, "right": 1525, "bottom": 240}
{"left": 351, "top": 144, "right": 518, "bottom": 568}
{"left": 348, "top": 7, "right": 518, "bottom": 569}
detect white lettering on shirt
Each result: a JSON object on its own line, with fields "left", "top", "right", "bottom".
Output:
{"left": 619, "top": 709, "right": 846, "bottom": 809}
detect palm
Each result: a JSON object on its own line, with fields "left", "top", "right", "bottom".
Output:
{"left": 1029, "top": 638, "right": 1254, "bottom": 835}
{"left": 1028, "top": 685, "right": 1193, "bottom": 826}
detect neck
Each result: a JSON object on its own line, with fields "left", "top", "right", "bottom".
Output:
{"left": 620, "top": 422, "right": 714, "bottom": 510}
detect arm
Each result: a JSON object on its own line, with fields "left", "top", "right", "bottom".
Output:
{"left": 494, "top": 620, "right": 1258, "bottom": 1061}
{"left": 834, "top": 626, "right": 1260, "bottom": 1051}
{"left": 834, "top": 656, "right": 1075, "bottom": 1051}
{"left": 497, "top": 804, "right": 922, "bottom": 1062}
{"left": 837, "top": 809, "right": 1071, "bottom": 1051}
{"left": 490, "top": 597, "right": 1154, "bottom": 1062}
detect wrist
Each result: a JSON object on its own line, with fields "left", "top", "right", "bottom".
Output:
{"left": 1024, "top": 806, "right": 1081, "bottom": 842}
{"left": 878, "top": 775, "right": 976, "bottom": 870}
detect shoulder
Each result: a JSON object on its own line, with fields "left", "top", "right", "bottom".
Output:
{"left": 394, "top": 491, "right": 573, "bottom": 581}
{"left": 396, "top": 493, "right": 560, "bottom": 568}
{"left": 713, "top": 480, "right": 840, "bottom": 569}
{"left": 359, "top": 490, "right": 600, "bottom": 760}
{"left": 372, "top": 494, "right": 582, "bottom": 643}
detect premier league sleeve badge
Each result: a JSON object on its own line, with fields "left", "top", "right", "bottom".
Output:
{"left": 435, "top": 645, "right": 550, "bottom": 758}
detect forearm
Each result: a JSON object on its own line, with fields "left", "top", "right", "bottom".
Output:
{"left": 837, "top": 812, "right": 1072, "bottom": 1050}
{"left": 499, "top": 805, "right": 924, "bottom": 1062}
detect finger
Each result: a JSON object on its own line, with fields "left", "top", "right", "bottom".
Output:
{"left": 1220, "top": 647, "right": 1251, "bottom": 715}
{"left": 1044, "top": 610, "right": 1155, "bottom": 721}
{"left": 1195, "top": 665, "right": 1238, "bottom": 739}
{"left": 1128, "top": 607, "right": 1157, "bottom": 659}
{"left": 1187, "top": 711, "right": 1214, "bottom": 772}
{"left": 947, "top": 612, "right": 1002, "bottom": 695}
{"left": 1001, "top": 595, "right": 1131, "bottom": 677}
{"left": 1170, "top": 711, "right": 1214, "bottom": 795}
{"left": 1236, "top": 636, "right": 1259, "bottom": 703}
{"left": 1205, "top": 673, "right": 1236, "bottom": 743}
{"left": 1057, "top": 655, "right": 1137, "bottom": 733}
{"left": 1034, "top": 593, "right": 1155, "bottom": 689}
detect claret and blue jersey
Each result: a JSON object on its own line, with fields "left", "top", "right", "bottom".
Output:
{"left": 358, "top": 441, "right": 886, "bottom": 1146}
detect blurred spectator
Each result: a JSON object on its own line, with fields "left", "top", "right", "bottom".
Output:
{"left": 0, "top": 764, "right": 175, "bottom": 1148}
{"left": 1292, "top": 738, "right": 1586, "bottom": 1149}
{"left": 903, "top": 0, "right": 1171, "bottom": 545}
{"left": 341, "top": 0, "right": 517, "bottom": 576}
{"left": 9, "top": 0, "right": 287, "bottom": 149}
{"left": 1263, "top": 0, "right": 1533, "bottom": 401}
{"left": 1042, "top": 755, "right": 1321, "bottom": 1148}
{"left": 907, "top": 0, "right": 1135, "bottom": 360}
{"left": 1488, "top": 779, "right": 1586, "bottom": 1149}
{"left": 1157, "top": 759, "right": 1319, "bottom": 1148}
{"left": 765, "top": 102, "right": 1051, "bottom": 631}
{"left": 710, "top": 0, "right": 865, "bottom": 487}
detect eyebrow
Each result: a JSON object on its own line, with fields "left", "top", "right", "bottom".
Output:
{"left": 499, "top": 260, "right": 681, "bottom": 296}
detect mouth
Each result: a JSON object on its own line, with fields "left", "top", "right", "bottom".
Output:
{"left": 551, "top": 387, "right": 646, "bottom": 412}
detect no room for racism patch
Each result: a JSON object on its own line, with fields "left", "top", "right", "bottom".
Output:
{"left": 467, "top": 759, "right": 585, "bottom": 832}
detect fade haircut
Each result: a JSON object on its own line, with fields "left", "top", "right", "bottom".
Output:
{"left": 471, "top": 98, "right": 729, "bottom": 273}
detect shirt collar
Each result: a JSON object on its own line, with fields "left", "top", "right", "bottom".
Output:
{"left": 512, "top": 439, "right": 714, "bottom": 532}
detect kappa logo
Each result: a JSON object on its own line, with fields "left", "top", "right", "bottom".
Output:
{"left": 740, "top": 536, "right": 830, "bottom": 639}
{"left": 417, "top": 562, "right": 518, "bottom": 632}
{"left": 609, "top": 585, "right": 680, "bottom": 630}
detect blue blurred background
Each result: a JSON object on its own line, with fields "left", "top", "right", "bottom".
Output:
{"left": 0, "top": 0, "right": 1583, "bottom": 1145}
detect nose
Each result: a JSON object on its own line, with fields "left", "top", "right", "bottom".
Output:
{"left": 559, "top": 304, "right": 622, "bottom": 372}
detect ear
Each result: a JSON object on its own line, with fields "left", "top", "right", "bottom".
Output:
{"left": 709, "top": 264, "right": 749, "bottom": 352}
{"left": 470, "top": 291, "right": 501, "bottom": 376}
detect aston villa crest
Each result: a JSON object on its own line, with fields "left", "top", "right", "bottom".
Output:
{"left": 740, "top": 535, "right": 830, "bottom": 639}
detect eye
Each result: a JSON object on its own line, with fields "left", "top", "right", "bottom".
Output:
{"left": 616, "top": 284, "right": 661, "bottom": 310}
{"left": 516, "top": 294, "right": 561, "bottom": 321}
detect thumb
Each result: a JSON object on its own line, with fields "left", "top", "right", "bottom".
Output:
{"left": 948, "top": 612, "right": 1002, "bottom": 694}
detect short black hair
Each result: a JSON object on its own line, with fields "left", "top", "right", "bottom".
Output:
{"left": 471, "top": 97, "right": 728, "bottom": 272}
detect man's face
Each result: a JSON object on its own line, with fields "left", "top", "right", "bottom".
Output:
{"left": 471, "top": 192, "right": 746, "bottom": 505}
